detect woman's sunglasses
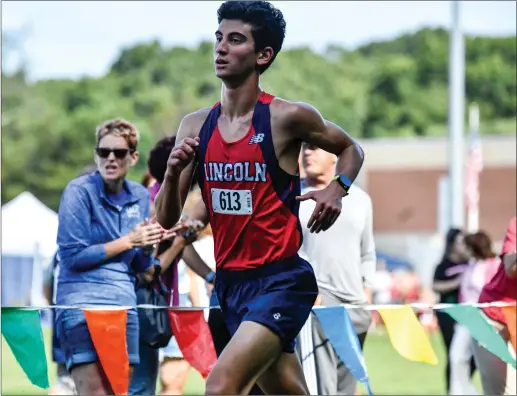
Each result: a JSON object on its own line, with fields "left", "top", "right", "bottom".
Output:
{"left": 95, "top": 147, "right": 135, "bottom": 159}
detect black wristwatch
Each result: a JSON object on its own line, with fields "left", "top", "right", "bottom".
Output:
{"left": 205, "top": 271, "right": 216, "bottom": 284}
{"left": 142, "top": 244, "right": 156, "bottom": 256}
{"left": 332, "top": 174, "right": 352, "bottom": 195}
{"left": 152, "top": 258, "right": 162, "bottom": 275}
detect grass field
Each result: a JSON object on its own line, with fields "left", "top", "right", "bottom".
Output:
{"left": 2, "top": 328, "right": 481, "bottom": 395}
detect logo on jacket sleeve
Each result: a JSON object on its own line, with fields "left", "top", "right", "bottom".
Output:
{"left": 126, "top": 204, "right": 141, "bottom": 219}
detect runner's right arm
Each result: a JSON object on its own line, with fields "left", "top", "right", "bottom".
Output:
{"left": 155, "top": 110, "right": 208, "bottom": 229}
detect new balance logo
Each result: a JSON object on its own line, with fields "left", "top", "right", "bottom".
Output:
{"left": 248, "top": 133, "right": 264, "bottom": 144}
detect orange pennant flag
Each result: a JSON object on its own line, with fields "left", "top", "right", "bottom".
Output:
{"left": 502, "top": 305, "right": 517, "bottom": 353}
{"left": 169, "top": 309, "right": 217, "bottom": 379}
{"left": 84, "top": 309, "right": 129, "bottom": 395}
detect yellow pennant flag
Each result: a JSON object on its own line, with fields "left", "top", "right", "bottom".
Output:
{"left": 378, "top": 305, "right": 438, "bottom": 365}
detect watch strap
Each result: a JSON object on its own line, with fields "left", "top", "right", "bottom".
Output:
{"left": 332, "top": 175, "right": 352, "bottom": 194}
{"left": 205, "top": 271, "right": 216, "bottom": 284}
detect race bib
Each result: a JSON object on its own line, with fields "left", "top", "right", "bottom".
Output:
{"left": 211, "top": 188, "right": 253, "bottom": 215}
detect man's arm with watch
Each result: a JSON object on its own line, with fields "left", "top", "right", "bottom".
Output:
{"left": 182, "top": 198, "right": 216, "bottom": 284}
{"left": 182, "top": 245, "right": 215, "bottom": 284}
{"left": 146, "top": 233, "right": 215, "bottom": 285}
{"left": 154, "top": 238, "right": 186, "bottom": 274}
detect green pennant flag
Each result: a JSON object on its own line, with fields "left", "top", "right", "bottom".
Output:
{"left": 442, "top": 305, "right": 516, "bottom": 368}
{"left": 1, "top": 308, "right": 49, "bottom": 389}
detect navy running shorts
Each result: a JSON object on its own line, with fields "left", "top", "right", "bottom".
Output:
{"left": 215, "top": 254, "right": 318, "bottom": 353}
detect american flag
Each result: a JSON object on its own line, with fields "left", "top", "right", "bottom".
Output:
{"left": 465, "top": 129, "right": 483, "bottom": 211}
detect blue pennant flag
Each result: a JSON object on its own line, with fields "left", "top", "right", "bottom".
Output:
{"left": 314, "top": 306, "right": 374, "bottom": 395}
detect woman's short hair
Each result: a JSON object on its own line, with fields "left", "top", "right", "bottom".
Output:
{"left": 465, "top": 231, "right": 496, "bottom": 260}
{"left": 95, "top": 118, "right": 140, "bottom": 151}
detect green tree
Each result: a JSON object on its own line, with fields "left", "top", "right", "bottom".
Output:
{"left": 1, "top": 28, "right": 515, "bottom": 209}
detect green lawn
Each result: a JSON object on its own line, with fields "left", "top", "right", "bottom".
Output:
{"left": 2, "top": 328, "right": 481, "bottom": 395}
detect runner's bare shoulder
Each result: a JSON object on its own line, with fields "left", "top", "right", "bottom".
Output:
{"left": 177, "top": 107, "right": 212, "bottom": 140}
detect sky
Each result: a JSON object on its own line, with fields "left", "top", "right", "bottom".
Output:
{"left": 2, "top": 1, "right": 516, "bottom": 82}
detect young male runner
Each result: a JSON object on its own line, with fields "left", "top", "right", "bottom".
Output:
{"left": 155, "top": 1, "right": 365, "bottom": 394}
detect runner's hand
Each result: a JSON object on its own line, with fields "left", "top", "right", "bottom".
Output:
{"left": 163, "top": 219, "right": 204, "bottom": 243}
{"left": 166, "top": 137, "right": 200, "bottom": 175}
{"left": 296, "top": 182, "right": 344, "bottom": 233}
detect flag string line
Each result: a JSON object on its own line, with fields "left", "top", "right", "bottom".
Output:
{"left": 2, "top": 301, "right": 515, "bottom": 311}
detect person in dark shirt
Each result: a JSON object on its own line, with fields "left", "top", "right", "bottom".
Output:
{"left": 432, "top": 228, "right": 474, "bottom": 394}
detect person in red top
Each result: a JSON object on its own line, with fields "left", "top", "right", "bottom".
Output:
{"left": 155, "top": 2, "right": 365, "bottom": 394}
{"left": 474, "top": 216, "right": 516, "bottom": 395}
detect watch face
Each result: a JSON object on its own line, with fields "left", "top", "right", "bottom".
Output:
{"left": 339, "top": 175, "right": 352, "bottom": 189}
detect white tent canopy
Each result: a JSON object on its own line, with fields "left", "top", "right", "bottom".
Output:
{"left": 2, "top": 191, "right": 59, "bottom": 261}
{"left": 2, "top": 191, "right": 59, "bottom": 307}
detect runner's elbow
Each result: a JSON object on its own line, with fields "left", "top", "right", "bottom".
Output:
{"left": 155, "top": 206, "right": 179, "bottom": 230}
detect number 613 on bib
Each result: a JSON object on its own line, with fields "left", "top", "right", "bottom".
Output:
{"left": 211, "top": 188, "right": 253, "bottom": 215}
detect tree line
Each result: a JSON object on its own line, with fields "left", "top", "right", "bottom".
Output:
{"left": 2, "top": 27, "right": 515, "bottom": 210}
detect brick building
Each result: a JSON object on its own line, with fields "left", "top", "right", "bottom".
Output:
{"left": 358, "top": 134, "right": 516, "bottom": 284}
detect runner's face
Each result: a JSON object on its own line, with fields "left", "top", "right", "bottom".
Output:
{"left": 214, "top": 19, "right": 259, "bottom": 79}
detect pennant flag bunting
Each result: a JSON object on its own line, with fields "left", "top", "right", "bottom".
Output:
{"left": 1, "top": 308, "right": 49, "bottom": 389}
{"left": 378, "top": 305, "right": 438, "bottom": 365}
{"left": 502, "top": 305, "right": 517, "bottom": 354}
{"left": 314, "top": 306, "right": 374, "bottom": 395}
{"left": 3, "top": 302, "right": 517, "bottom": 392}
{"left": 169, "top": 310, "right": 217, "bottom": 379}
{"left": 84, "top": 309, "right": 129, "bottom": 395}
{"left": 442, "top": 305, "right": 516, "bottom": 368}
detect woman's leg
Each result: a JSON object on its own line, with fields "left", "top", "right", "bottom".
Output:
{"left": 449, "top": 324, "right": 478, "bottom": 395}
{"left": 70, "top": 362, "right": 114, "bottom": 395}
{"left": 160, "top": 356, "right": 191, "bottom": 395}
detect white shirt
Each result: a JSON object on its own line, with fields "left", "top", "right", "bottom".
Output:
{"left": 298, "top": 184, "right": 376, "bottom": 305}
{"left": 178, "top": 236, "right": 216, "bottom": 308}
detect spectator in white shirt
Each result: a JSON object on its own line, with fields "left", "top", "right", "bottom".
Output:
{"left": 298, "top": 142, "right": 376, "bottom": 395}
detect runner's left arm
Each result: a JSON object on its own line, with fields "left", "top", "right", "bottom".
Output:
{"left": 285, "top": 102, "right": 364, "bottom": 184}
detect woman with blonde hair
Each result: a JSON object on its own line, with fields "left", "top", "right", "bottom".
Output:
{"left": 56, "top": 118, "right": 165, "bottom": 395}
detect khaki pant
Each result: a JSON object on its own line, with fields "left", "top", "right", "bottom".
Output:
{"left": 472, "top": 323, "right": 516, "bottom": 395}
{"left": 449, "top": 324, "right": 479, "bottom": 395}
{"left": 302, "top": 309, "right": 372, "bottom": 395}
